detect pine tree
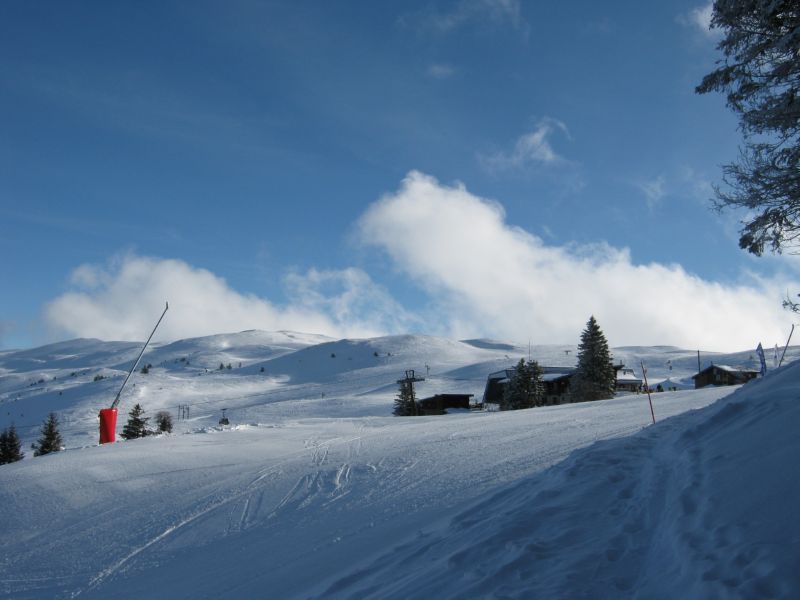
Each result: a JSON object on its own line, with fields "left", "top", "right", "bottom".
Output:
{"left": 571, "top": 316, "right": 616, "bottom": 402}
{"left": 500, "top": 359, "right": 544, "bottom": 410}
{"left": 1, "top": 425, "right": 25, "bottom": 464}
{"left": 33, "top": 413, "right": 63, "bottom": 456}
{"left": 120, "top": 403, "right": 150, "bottom": 440}
{"left": 696, "top": 0, "right": 800, "bottom": 256}
{"left": 0, "top": 427, "right": 24, "bottom": 464}
{"left": 393, "top": 380, "right": 417, "bottom": 416}
{"left": 0, "top": 429, "right": 7, "bottom": 464}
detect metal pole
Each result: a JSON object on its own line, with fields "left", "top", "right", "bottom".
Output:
{"left": 110, "top": 302, "right": 169, "bottom": 410}
{"left": 778, "top": 324, "right": 795, "bottom": 368}
{"left": 641, "top": 361, "right": 656, "bottom": 425}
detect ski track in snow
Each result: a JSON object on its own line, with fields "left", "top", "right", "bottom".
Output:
{"left": 73, "top": 430, "right": 374, "bottom": 596}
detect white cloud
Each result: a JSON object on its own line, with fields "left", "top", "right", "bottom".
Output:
{"left": 44, "top": 255, "right": 411, "bottom": 342}
{"left": 634, "top": 175, "right": 667, "bottom": 209}
{"left": 358, "top": 171, "right": 794, "bottom": 351}
{"left": 681, "top": 2, "right": 720, "bottom": 39}
{"left": 404, "top": 0, "right": 524, "bottom": 34}
{"left": 427, "top": 63, "right": 456, "bottom": 79}
{"left": 679, "top": 166, "right": 713, "bottom": 198}
{"left": 480, "top": 118, "right": 572, "bottom": 171}
{"left": 283, "top": 267, "right": 418, "bottom": 335}
{"left": 690, "top": 2, "right": 713, "bottom": 32}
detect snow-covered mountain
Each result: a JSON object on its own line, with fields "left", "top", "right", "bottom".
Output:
{"left": 1, "top": 331, "right": 797, "bottom": 598}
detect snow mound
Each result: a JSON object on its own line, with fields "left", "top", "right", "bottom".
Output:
{"left": 256, "top": 334, "right": 502, "bottom": 383}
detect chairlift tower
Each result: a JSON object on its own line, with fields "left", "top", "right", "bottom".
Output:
{"left": 396, "top": 369, "right": 425, "bottom": 416}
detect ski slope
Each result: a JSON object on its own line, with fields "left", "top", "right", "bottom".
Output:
{"left": 1, "top": 332, "right": 797, "bottom": 598}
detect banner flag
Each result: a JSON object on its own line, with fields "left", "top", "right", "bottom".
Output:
{"left": 756, "top": 343, "right": 767, "bottom": 376}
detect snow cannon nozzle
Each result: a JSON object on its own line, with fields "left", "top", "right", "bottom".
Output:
{"left": 100, "top": 302, "right": 169, "bottom": 443}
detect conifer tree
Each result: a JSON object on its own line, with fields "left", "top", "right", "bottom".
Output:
{"left": 696, "top": 0, "right": 800, "bottom": 256}
{"left": 121, "top": 403, "right": 150, "bottom": 440}
{"left": 393, "top": 379, "right": 417, "bottom": 416}
{"left": 33, "top": 413, "right": 63, "bottom": 456}
{"left": 571, "top": 316, "right": 616, "bottom": 402}
{"left": 500, "top": 359, "right": 544, "bottom": 410}
{"left": 0, "top": 425, "right": 25, "bottom": 464}
{"left": 0, "top": 429, "right": 7, "bottom": 464}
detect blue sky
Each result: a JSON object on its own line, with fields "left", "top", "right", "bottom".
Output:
{"left": 1, "top": 0, "right": 797, "bottom": 351}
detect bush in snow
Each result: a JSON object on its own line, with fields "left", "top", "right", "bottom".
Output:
{"left": 155, "top": 411, "right": 173, "bottom": 433}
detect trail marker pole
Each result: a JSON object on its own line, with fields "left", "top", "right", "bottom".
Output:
{"left": 641, "top": 361, "right": 656, "bottom": 425}
{"left": 779, "top": 324, "right": 795, "bottom": 368}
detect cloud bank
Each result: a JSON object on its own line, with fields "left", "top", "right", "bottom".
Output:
{"left": 43, "top": 172, "right": 794, "bottom": 352}
{"left": 358, "top": 171, "right": 792, "bottom": 350}
{"left": 45, "top": 256, "right": 412, "bottom": 342}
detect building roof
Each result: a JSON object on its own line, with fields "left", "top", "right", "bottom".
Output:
{"left": 616, "top": 371, "right": 642, "bottom": 383}
{"left": 692, "top": 364, "right": 759, "bottom": 379}
{"left": 488, "top": 366, "right": 575, "bottom": 384}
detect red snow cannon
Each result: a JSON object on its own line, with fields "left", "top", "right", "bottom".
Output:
{"left": 99, "top": 408, "right": 118, "bottom": 444}
{"left": 99, "top": 301, "right": 168, "bottom": 445}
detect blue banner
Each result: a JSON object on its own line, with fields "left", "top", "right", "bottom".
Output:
{"left": 756, "top": 343, "right": 766, "bottom": 376}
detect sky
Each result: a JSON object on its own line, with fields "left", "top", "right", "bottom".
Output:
{"left": 1, "top": 0, "right": 798, "bottom": 352}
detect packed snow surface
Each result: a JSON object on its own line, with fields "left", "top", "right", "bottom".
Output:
{"left": 0, "top": 332, "right": 797, "bottom": 598}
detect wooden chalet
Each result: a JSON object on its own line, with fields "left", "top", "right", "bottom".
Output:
{"left": 692, "top": 364, "right": 759, "bottom": 389}
{"left": 615, "top": 366, "right": 643, "bottom": 393}
{"left": 417, "top": 394, "right": 474, "bottom": 415}
{"left": 484, "top": 363, "right": 641, "bottom": 405}
{"left": 483, "top": 367, "right": 575, "bottom": 406}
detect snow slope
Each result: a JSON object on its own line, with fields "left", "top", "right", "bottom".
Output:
{"left": 320, "top": 364, "right": 800, "bottom": 599}
{"left": 2, "top": 331, "right": 785, "bottom": 452}
{"left": 1, "top": 332, "right": 797, "bottom": 598}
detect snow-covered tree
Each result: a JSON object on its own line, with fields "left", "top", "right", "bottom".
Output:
{"left": 500, "top": 358, "right": 544, "bottom": 410}
{"left": 121, "top": 403, "right": 150, "bottom": 440}
{"left": 696, "top": 0, "right": 800, "bottom": 256}
{"left": 571, "top": 316, "right": 616, "bottom": 402}
{"left": 0, "top": 425, "right": 25, "bottom": 464}
{"left": 33, "top": 413, "right": 63, "bottom": 456}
